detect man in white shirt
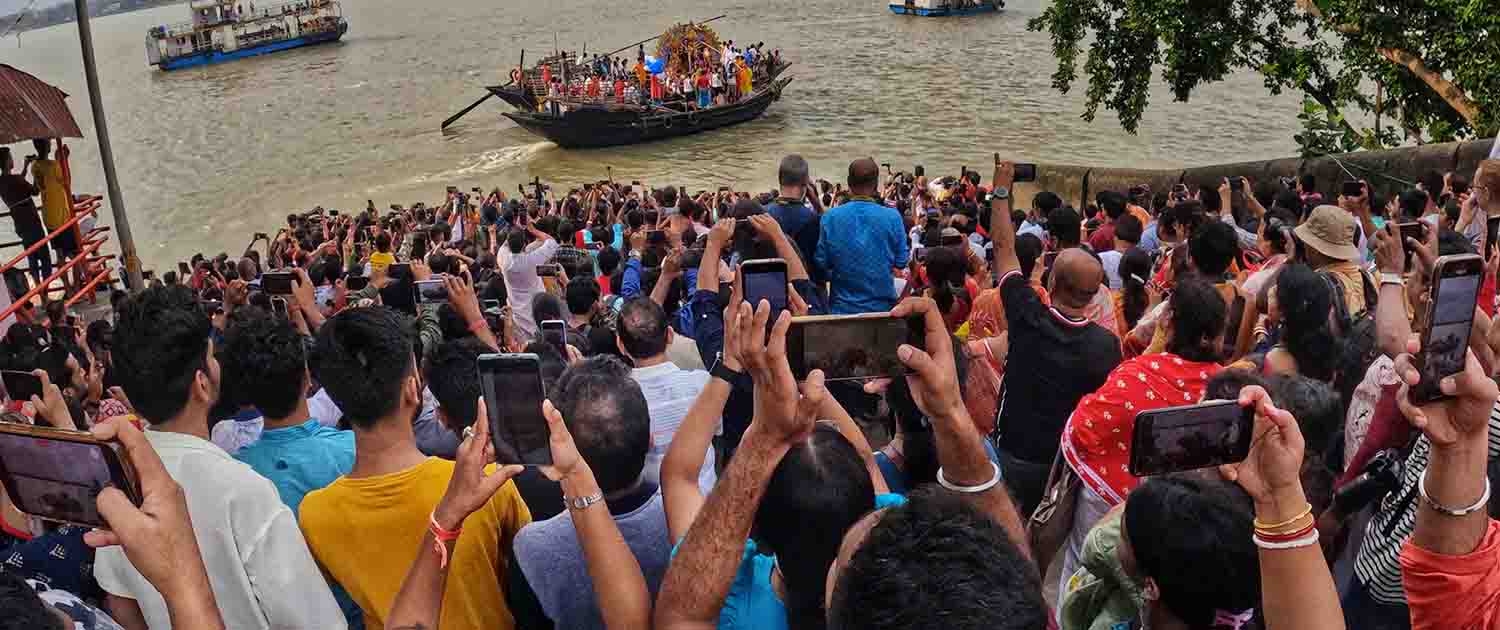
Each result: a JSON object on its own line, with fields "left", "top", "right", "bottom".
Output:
{"left": 615, "top": 297, "right": 717, "bottom": 494}
{"left": 500, "top": 222, "right": 561, "bottom": 338}
{"left": 96, "top": 286, "right": 345, "bottom": 630}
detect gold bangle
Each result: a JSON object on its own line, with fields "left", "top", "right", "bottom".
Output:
{"left": 1255, "top": 513, "right": 1315, "bottom": 537}
{"left": 1253, "top": 504, "right": 1313, "bottom": 532}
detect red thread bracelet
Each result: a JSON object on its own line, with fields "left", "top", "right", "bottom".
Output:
{"left": 429, "top": 512, "right": 463, "bottom": 568}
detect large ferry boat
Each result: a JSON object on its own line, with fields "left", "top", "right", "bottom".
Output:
{"left": 889, "top": 0, "right": 1003, "bottom": 17}
{"left": 146, "top": 0, "right": 348, "bottom": 70}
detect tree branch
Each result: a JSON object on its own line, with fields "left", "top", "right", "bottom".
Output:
{"left": 1377, "top": 47, "right": 1479, "bottom": 127}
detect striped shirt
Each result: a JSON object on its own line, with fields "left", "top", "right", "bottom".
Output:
{"left": 1352, "top": 399, "right": 1500, "bottom": 604}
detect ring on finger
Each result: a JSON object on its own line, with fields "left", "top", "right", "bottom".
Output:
{"left": 462, "top": 426, "right": 475, "bottom": 441}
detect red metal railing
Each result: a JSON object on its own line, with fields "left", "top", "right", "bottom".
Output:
{"left": 0, "top": 194, "right": 116, "bottom": 322}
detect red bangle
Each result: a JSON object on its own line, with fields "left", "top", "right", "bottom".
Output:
{"left": 468, "top": 317, "right": 490, "bottom": 334}
{"left": 1255, "top": 523, "right": 1315, "bottom": 542}
{"left": 429, "top": 512, "right": 463, "bottom": 568}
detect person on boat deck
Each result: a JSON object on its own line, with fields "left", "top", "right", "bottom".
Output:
{"left": 586, "top": 75, "right": 601, "bottom": 101}
{"left": 735, "top": 59, "right": 753, "bottom": 100}
{"left": 695, "top": 68, "right": 712, "bottom": 110}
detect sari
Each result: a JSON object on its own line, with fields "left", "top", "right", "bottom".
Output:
{"left": 1061, "top": 353, "right": 1222, "bottom": 505}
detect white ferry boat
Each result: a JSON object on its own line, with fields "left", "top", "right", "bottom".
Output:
{"left": 146, "top": 0, "right": 348, "bottom": 70}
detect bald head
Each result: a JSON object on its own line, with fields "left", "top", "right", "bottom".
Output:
{"left": 848, "top": 158, "right": 880, "bottom": 195}
{"left": 1050, "top": 249, "right": 1103, "bottom": 310}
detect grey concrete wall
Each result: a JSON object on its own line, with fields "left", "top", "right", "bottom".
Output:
{"left": 1010, "top": 139, "right": 1497, "bottom": 212}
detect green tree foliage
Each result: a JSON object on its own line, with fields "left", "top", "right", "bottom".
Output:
{"left": 1030, "top": 0, "right": 1500, "bottom": 151}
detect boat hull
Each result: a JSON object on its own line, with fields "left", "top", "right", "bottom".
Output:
{"left": 888, "top": 2, "right": 1000, "bottom": 16}
{"left": 157, "top": 21, "right": 347, "bottom": 70}
{"left": 495, "top": 77, "right": 791, "bottom": 149}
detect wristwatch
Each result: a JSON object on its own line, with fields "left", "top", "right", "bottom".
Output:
{"left": 1379, "top": 272, "right": 1405, "bottom": 287}
{"left": 989, "top": 187, "right": 1010, "bottom": 202}
{"left": 710, "top": 356, "right": 743, "bottom": 383}
{"left": 566, "top": 491, "right": 605, "bottom": 511}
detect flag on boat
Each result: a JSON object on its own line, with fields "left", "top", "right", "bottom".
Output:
{"left": 644, "top": 54, "right": 667, "bottom": 75}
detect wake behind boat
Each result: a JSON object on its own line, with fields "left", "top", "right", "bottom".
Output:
{"left": 446, "top": 18, "right": 791, "bottom": 149}
{"left": 146, "top": 0, "right": 348, "bottom": 70}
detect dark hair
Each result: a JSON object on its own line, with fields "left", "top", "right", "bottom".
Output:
{"left": 1260, "top": 208, "right": 1297, "bottom": 254}
{"left": 522, "top": 341, "right": 570, "bottom": 391}
{"left": 423, "top": 337, "right": 490, "bottom": 430}
{"left": 1189, "top": 221, "right": 1238, "bottom": 277}
{"left": 1166, "top": 277, "right": 1227, "bottom": 363}
{"left": 1114, "top": 214, "right": 1144, "bottom": 244}
{"left": 1298, "top": 174, "right": 1316, "bottom": 193}
{"left": 756, "top": 424, "right": 875, "bottom": 629}
{"left": 616, "top": 297, "right": 668, "bottom": 359}
{"left": 923, "top": 246, "right": 968, "bottom": 316}
{"left": 1203, "top": 368, "right": 1270, "bottom": 403}
{"left": 0, "top": 572, "right": 64, "bottom": 630}
{"left": 113, "top": 286, "right": 212, "bottom": 423}
{"left": 1034, "top": 191, "right": 1063, "bottom": 215}
{"left": 1045, "top": 207, "right": 1082, "bottom": 246}
{"left": 1274, "top": 263, "right": 1338, "bottom": 382}
{"left": 1120, "top": 248, "right": 1152, "bottom": 329}
{"left": 1268, "top": 373, "right": 1342, "bottom": 456}
{"left": 531, "top": 293, "right": 565, "bottom": 332}
{"left": 375, "top": 232, "right": 393, "bottom": 253}
{"left": 1016, "top": 233, "right": 1044, "bottom": 280}
{"left": 1398, "top": 189, "right": 1429, "bottom": 219}
{"left": 549, "top": 356, "right": 649, "bottom": 494}
{"left": 779, "top": 154, "right": 810, "bottom": 187}
{"left": 566, "top": 276, "right": 600, "bottom": 316}
{"left": 1438, "top": 226, "right": 1477, "bottom": 256}
{"left": 314, "top": 306, "right": 414, "bottom": 428}
{"left": 222, "top": 307, "right": 306, "bottom": 420}
{"left": 1098, "top": 190, "right": 1128, "bottom": 220}
{"left": 597, "top": 245, "right": 622, "bottom": 277}
{"left": 1124, "top": 476, "right": 1259, "bottom": 629}
{"left": 829, "top": 486, "right": 1045, "bottom": 630}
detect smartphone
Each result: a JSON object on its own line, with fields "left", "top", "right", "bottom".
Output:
{"left": 786, "top": 314, "right": 926, "bottom": 381}
{"left": 345, "top": 275, "right": 370, "bottom": 291}
{"left": 1013, "top": 163, "right": 1038, "bottom": 183}
{"left": 178, "top": 261, "right": 190, "bottom": 276}
{"left": 1411, "top": 254, "right": 1485, "bottom": 404}
{"left": 1127, "top": 400, "right": 1254, "bottom": 477}
{"left": 1396, "top": 221, "right": 1425, "bottom": 266}
{"left": 1487, "top": 215, "right": 1500, "bottom": 251}
{"left": 541, "top": 319, "right": 567, "bottom": 354}
{"left": 740, "top": 258, "right": 789, "bottom": 314}
{"left": 261, "top": 271, "right": 295, "bottom": 295}
{"left": 586, "top": 241, "right": 604, "bottom": 251}
{"left": 413, "top": 279, "right": 448, "bottom": 305}
{"left": 1343, "top": 180, "right": 1365, "bottom": 198}
{"left": 478, "top": 353, "right": 552, "bottom": 466}
{"left": 270, "top": 296, "right": 289, "bottom": 319}
{"left": 1229, "top": 178, "right": 1245, "bottom": 193}
{"left": 387, "top": 263, "right": 412, "bottom": 281}
{"left": 0, "top": 424, "right": 141, "bottom": 528}
{"left": 914, "top": 247, "right": 928, "bottom": 263}
{"left": 482, "top": 299, "right": 501, "bottom": 312}
{"left": 2, "top": 370, "right": 41, "bottom": 402}
{"left": 535, "top": 264, "right": 560, "bottom": 278}
{"left": 330, "top": 209, "right": 339, "bottom": 217}
{"left": 1043, "top": 251, "right": 1060, "bottom": 271}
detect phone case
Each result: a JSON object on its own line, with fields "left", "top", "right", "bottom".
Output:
{"left": 0, "top": 423, "right": 142, "bottom": 529}
{"left": 1412, "top": 254, "right": 1485, "bottom": 404}
{"left": 1127, "top": 400, "right": 1252, "bottom": 477}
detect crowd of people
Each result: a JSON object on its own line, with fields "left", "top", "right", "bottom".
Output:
{"left": 0, "top": 147, "right": 1499, "bottom": 630}
{"left": 538, "top": 38, "right": 779, "bottom": 114}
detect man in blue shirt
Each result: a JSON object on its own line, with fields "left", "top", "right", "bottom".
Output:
{"left": 815, "top": 158, "right": 909, "bottom": 314}
{"left": 765, "top": 154, "right": 825, "bottom": 286}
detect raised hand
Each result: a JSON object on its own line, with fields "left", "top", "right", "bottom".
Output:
{"left": 734, "top": 300, "right": 808, "bottom": 444}
{"left": 1374, "top": 222, "right": 1406, "bottom": 275}
{"left": 1394, "top": 339, "right": 1499, "bottom": 450}
{"left": 1220, "top": 385, "right": 1306, "bottom": 513}
{"left": 539, "top": 399, "right": 587, "bottom": 483}
{"left": 432, "top": 397, "right": 524, "bottom": 531}
{"left": 890, "top": 297, "right": 964, "bottom": 423}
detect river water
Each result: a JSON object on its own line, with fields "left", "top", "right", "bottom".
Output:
{"left": 11, "top": 0, "right": 1301, "bottom": 268}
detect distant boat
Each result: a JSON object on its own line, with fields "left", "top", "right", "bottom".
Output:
{"left": 889, "top": 0, "right": 1003, "bottom": 16}
{"left": 146, "top": 0, "right": 348, "bottom": 70}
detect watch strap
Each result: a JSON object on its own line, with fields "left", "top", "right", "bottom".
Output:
{"left": 566, "top": 491, "right": 605, "bottom": 511}
{"left": 1379, "top": 272, "right": 1405, "bottom": 286}
{"left": 710, "top": 356, "right": 744, "bottom": 383}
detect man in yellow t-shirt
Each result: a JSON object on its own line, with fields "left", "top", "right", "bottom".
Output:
{"left": 29, "top": 138, "right": 68, "bottom": 232}
{"left": 299, "top": 307, "right": 531, "bottom": 630}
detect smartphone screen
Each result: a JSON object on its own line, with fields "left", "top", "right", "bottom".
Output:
{"left": 387, "top": 263, "right": 412, "bottom": 281}
{"left": 741, "top": 259, "right": 788, "bottom": 314}
{"left": 1013, "top": 163, "right": 1038, "bottom": 183}
{"left": 2, "top": 370, "right": 41, "bottom": 402}
{"left": 1397, "top": 222, "right": 1425, "bottom": 266}
{"left": 786, "top": 315, "right": 925, "bottom": 381}
{"left": 261, "top": 271, "right": 295, "bottom": 295}
{"left": 345, "top": 275, "right": 370, "bottom": 291}
{"left": 542, "top": 320, "right": 568, "bottom": 355}
{"left": 270, "top": 297, "right": 289, "bottom": 319}
{"left": 535, "top": 264, "right": 559, "bottom": 278}
{"left": 1128, "top": 400, "right": 1254, "bottom": 476}
{"left": 178, "top": 261, "right": 190, "bottom": 276}
{"left": 478, "top": 354, "right": 552, "bottom": 466}
{"left": 0, "top": 427, "right": 138, "bottom": 528}
{"left": 1487, "top": 216, "right": 1500, "bottom": 252}
{"left": 483, "top": 299, "right": 501, "bottom": 312}
{"left": 1412, "top": 254, "right": 1484, "bottom": 403}
{"left": 413, "top": 279, "right": 448, "bottom": 305}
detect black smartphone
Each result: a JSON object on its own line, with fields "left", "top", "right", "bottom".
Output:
{"left": 345, "top": 275, "right": 370, "bottom": 291}
{"left": 1411, "top": 254, "right": 1485, "bottom": 404}
{"left": 1230, "top": 177, "right": 1245, "bottom": 193}
{"left": 740, "top": 258, "right": 789, "bottom": 314}
{"left": 270, "top": 296, "right": 289, "bottom": 319}
{"left": 1013, "top": 163, "right": 1038, "bottom": 183}
{"left": 914, "top": 247, "right": 928, "bottom": 263}
{"left": 586, "top": 241, "right": 604, "bottom": 251}
{"left": 1397, "top": 221, "right": 1426, "bottom": 267}
{"left": 413, "top": 279, "right": 448, "bottom": 305}
{"left": 1487, "top": 216, "right": 1500, "bottom": 251}
{"left": 387, "top": 263, "right": 412, "bottom": 281}
{"left": 482, "top": 299, "right": 502, "bottom": 312}
{"left": 178, "top": 261, "right": 190, "bottom": 276}
{"left": 541, "top": 319, "right": 567, "bottom": 354}
{"left": 1343, "top": 180, "right": 1366, "bottom": 198}
{"left": 261, "top": 271, "right": 295, "bottom": 295}
{"left": 786, "top": 314, "right": 926, "bottom": 381}
{"left": 535, "top": 264, "right": 560, "bottom": 278}
{"left": 478, "top": 353, "right": 553, "bottom": 466}
{"left": 1043, "top": 251, "right": 1060, "bottom": 271}
{"left": 0, "top": 424, "right": 141, "bottom": 528}
{"left": 1128, "top": 400, "right": 1254, "bottom": 477}
{"left": 2, "top": 370, "right": 41, "bottom": 402}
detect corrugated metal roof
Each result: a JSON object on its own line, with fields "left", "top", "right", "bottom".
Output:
{"left": 0, "top": 64, "right": 83, "bottom": 145}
